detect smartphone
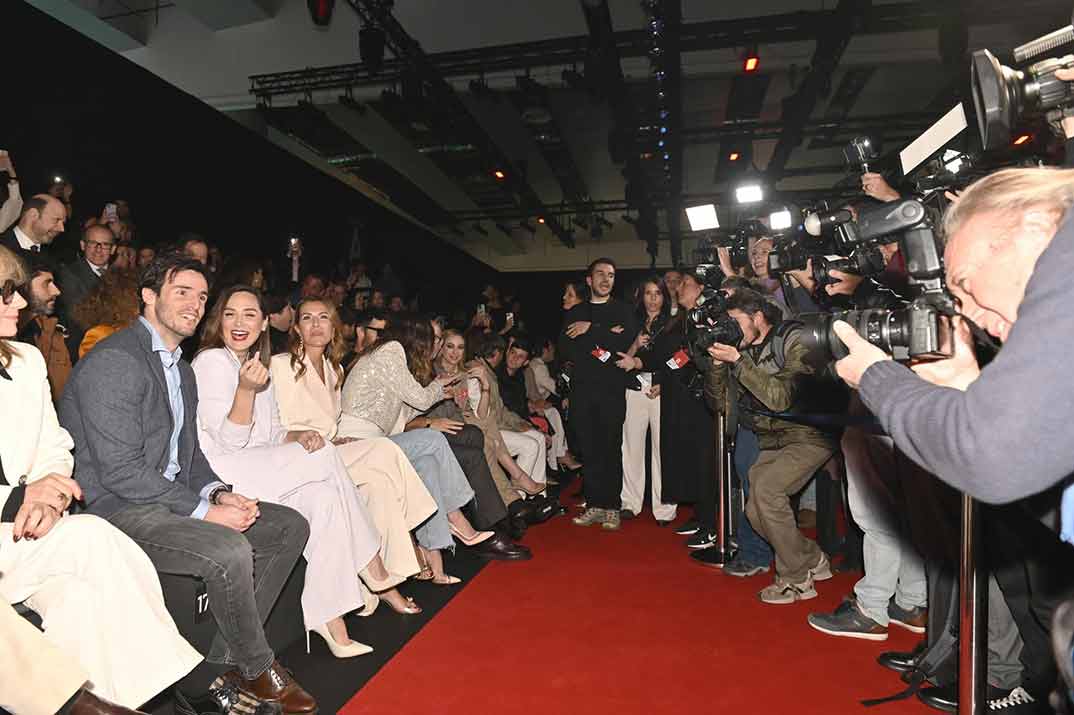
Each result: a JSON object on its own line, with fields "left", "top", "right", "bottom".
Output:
{"left": 477, "top": 304, "right": 486, "bottom": 315}
{"left": 103, "top": 203, "right": 118, "bottom": 223}
{"left": 506, "top": 312, "right": 514, "bottom": 323}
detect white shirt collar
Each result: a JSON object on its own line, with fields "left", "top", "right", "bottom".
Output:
{"left": 86, "top": 257, "right": 106, "bottom": 277}
{"left": 13, "top": 226, "right": 37, "bottom": 251}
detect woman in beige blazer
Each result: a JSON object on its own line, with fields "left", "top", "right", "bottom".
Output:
{"left": 270, "top": 298, "right": 437, "bottom": 614}
{"left": 0, "top": 246, "right": 202, "bottom": 711}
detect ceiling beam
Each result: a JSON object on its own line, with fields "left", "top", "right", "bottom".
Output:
{"left": 344, "top": 0, "right": 575, "bottom": 248}
{"left": 26, "top": 0, "right": 147, "bottom": 51}
{"left": 249, "top": 1, "right": 1064, "bottom": 101}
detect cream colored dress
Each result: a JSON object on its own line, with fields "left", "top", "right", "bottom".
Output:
{"left": 270, "top": 352, "right": 436, "bottom": 581}
{"left": 0, "top": 344, "right": 202, "bottom": 709}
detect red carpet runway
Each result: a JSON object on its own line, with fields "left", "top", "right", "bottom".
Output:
{"left": 343, "top": 502, "right": 929, "bottom": 715}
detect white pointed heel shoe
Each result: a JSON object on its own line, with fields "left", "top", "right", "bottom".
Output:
{"left": 308, "top": 624, "right": 373, "bottom": 658}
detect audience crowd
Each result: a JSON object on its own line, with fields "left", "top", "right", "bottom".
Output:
{"left": 2, "top": 146, "right": 1074, "bottom": 715}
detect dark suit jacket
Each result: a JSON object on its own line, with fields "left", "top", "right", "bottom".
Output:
{"left": 59, "top": 320, "right": 222, "bottom": 518}
{"left": 0, "top": 227, "right": 54, "bottom": 269}
{"left": 57, "top": 257, "right": 101, "bottom": 316}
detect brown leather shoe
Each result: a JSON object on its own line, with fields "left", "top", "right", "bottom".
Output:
{"left": 67, "top": 688, "right": 148, "bottom": 714}
{"left": 226, "top": 662, "right": 318, "bottom": 714}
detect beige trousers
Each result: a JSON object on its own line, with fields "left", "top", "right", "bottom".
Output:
{"left": 0, "top": 514, "right": 202, "bottom": 709}
{"left": 335, "top": 437, "right": 438, "bottom": 582}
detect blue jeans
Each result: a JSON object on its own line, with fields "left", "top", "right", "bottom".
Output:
{"left": 390, "top": 429, "right": 475, "bottom": 551}
{"left": 734, "top": 427, "right": 774, "bottom": 567}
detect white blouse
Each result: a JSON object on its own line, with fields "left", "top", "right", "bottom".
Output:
{"left": 191, "top": 348, "right": 287, "bottom": 459}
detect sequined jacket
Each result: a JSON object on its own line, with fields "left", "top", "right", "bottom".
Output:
{"left": 340, "top": 341, "right": 444, "bottom": 436}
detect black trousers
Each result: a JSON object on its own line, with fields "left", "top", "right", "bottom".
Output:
{"left": 573, "top": 385, "right": 627, "bottom": 510}
{"left": 443, "top": 424, "right": 508, "bottom": 529}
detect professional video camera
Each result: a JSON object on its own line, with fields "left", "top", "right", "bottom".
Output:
{"left": 971, "top": 15, "right": 1074, "bottom": 150}
{"left": 799, "top": 198, "right": 955, "bottom": 362}
{"left": 686, "top": 287, "right": 744, "bottom": 362}
{"left": 691, "top": 219, "right": 769, "bottom": 273}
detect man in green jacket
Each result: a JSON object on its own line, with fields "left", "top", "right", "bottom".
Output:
{"left": 704, "top": 289, "right": 836, "bottom": 604}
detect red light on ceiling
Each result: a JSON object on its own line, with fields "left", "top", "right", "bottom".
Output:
{"left": 537, "top": 217, "right": 546, "bottom": 224}
{"left": 729, "top": 152, "right": 741, "bottom": 161}
{"left": 493, "top": 169, "right": 506, "bottom": 180}
{"left": 743, "top": 55, "right": 760, "bottom": 73}
{"left": 1013, "top": 134, "right": 1032, "bottom": 146}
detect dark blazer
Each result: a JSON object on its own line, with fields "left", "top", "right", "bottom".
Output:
{"left": 59, "top": 320, "right": 222, "bottom": 518}
{"left": 57, "top": 257, "right": 101, "bottom": 316}
{"left": 0, "top": 227, "right": 29, "bottom": 259}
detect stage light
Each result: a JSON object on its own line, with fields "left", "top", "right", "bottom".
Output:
{"left": 769, "top": 209, "right": 793, "bottom": 231}
{"left": 743, "top": 45, "right": 760, "bottom": 73}
{"left": 307, "top": 0, "right": 335, "bottom": 26}
{"left": 493, "top": 169, "right": 506, "bottom": 180}
{"left": 1013, "top": 133, "right": 1032, "bottom": 146}
{"left": 685, "top": 204, "right": 720, "bottom": 231}
{"left": 736, "top": 183, "right": 764, "bottom": 203}
{"left": 537, "top": 216, "right": 546, "bottom": 224}
{"left": 729, "top": 152, "right": 740, "bottom": 161}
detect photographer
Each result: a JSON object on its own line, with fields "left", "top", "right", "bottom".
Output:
{"left": 834, "top": 167, "right": 1074, "bottom": 699}
{"left": 703, "top": 288, "right": 836, "bottom": 604}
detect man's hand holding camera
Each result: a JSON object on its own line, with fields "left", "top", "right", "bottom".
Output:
{"left": 707, "top": 342, "right": 741, "bottom": 365}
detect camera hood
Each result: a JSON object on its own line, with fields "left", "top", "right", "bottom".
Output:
{"left": 971, "top": 49, "right": 1019, "bottom": 150}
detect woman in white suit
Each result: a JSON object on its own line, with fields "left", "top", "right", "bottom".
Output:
{"left": 192, "top": 285, "right": 414, "bottom": 657}
{"left": 270, "top": 298, "right": 438, "bottom": 614}
{"left": 0, "top": 245, "right": 202, "bottom": 711}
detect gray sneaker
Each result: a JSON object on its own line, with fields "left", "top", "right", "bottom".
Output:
{"left": 572, "top": 507, "right": 605, "bottom": 527}
{"left": 723, "top": 559, "right": 770, "bottom": 578}
{"left": 601, "top": 509, "right": 621, "bottom": 530}
{"left": 809, "top": 553, "right": 833, "bottom": 581}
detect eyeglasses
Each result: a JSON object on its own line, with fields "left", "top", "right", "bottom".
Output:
{"left": 1, "top": 280, "right": 24, "bottom": 305}
{"left": 85, "top": 240, "right": 115, "bottom": 250}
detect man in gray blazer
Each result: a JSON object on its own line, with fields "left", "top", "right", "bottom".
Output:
{"left": 59, "top": 252, "right": 317, "bottom": 715}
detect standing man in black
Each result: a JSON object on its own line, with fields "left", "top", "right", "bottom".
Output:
{"left": 560, "top": 258, "right": 636, "bottom": 531}
{"left": 0, "top": 194, "right": 66, "bottom": 261}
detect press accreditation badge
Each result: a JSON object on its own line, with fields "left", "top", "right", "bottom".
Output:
{"left": 591, "top": 346, "right": 612, "bottom": 363}
{"left": 667, "top": 349, "right": 690, "bottom": 370}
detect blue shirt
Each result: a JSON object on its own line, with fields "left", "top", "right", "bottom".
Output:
{"left": 138, "top": 317, "right": 220, "bottom": 519}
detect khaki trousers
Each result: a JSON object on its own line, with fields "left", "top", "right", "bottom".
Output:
{"left": 745, "top": 441, "right": 835, "bottom": 583}
{"left": 0, "top": 599, "right": 87, "bottom": 715}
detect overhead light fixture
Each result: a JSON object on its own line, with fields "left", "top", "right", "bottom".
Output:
{"left": 743, "top": 44, "right": 760, "bottom": 73}
{"left": 493, "top": 169, "right": 506, "bottom": 180}
{"left": 537, "top": 216, "right": 546, "bottom": 224}
{"left": 685, "top": 204, "right": 720, "bottom": 231}
{"left": 736, "top": 183, "right": 764, "bottom": 204}
{"left": 769, "top": 209, "right": 793, "bottom": 231}
{"left": 728, "top": 152, "right": 740, "bottom": 162}
{"left": 307, "top": 0, "right": 335, "bottom": 26}
{"left": 1013, "top": 133, "right": 1032, "bottom": 146}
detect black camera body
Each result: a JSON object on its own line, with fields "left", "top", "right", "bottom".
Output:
{"left": 811, "top": 245, "right": 887, "bottom": 289}
{"left": 686, "top": 288, "right": 744, "bottom": 362}
{"left": 800, "top": 199, "right": 955, "bottom": 363}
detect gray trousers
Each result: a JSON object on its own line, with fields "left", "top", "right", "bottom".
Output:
{"left": 391, "top": 429, "right": 475, "bottom": 550}
{"left": 844, "top": 427, "right": 927, "bottom": 625}
{"left": 107, "top": 502, "right": 309, "bottom": 680}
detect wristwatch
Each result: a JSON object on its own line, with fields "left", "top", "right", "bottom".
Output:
{"left": 208, "top": 484, "right": 233, "bottom": 505}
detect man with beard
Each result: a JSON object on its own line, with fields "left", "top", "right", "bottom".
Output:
{"left": 560, "top": 258, "right": 637, "bottom": 531}
{"left": 16, "top": 255, "right": 71, "bottom": 400}
{"left": 59, "top": 253, "right": 317, "bottom": 715}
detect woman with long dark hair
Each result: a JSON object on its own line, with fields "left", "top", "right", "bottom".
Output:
{"left": 614, "top": 276, "right": 675, "bottom": 523}
{"left": 339, "top": 314, "right": 497, "bottom": 583}
{"left": 192, "top": 285, "right": 414, "bottom": 657}
{"left": 270, "top": 299, "right": 438, "bottom": 615}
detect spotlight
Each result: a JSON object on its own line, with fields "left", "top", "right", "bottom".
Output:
{"left": 685, "top": 204, "right": 720, "bottom": 231}
{"left": 735, "top": 183, "right": 764, "bottom": 203}
{"left": 729, "top": 152, "right": 741, "bottom": 162}
{"left": 493, "top": 169, "right": 506, "bottom": 180}
{"left": 537, "top": 216, "right": 546, "bottom": 224}
{"left": 1013, "top": 133, "right": 1033, "bottom": 146}
{"left": 307, "top": 0, "right": 335, "bottom": 26}
{"left": 743, "top": 45, "right": 760, "bottom": 73}
{"left": 769, "top": 209, "right": 793, "bottom": 231}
